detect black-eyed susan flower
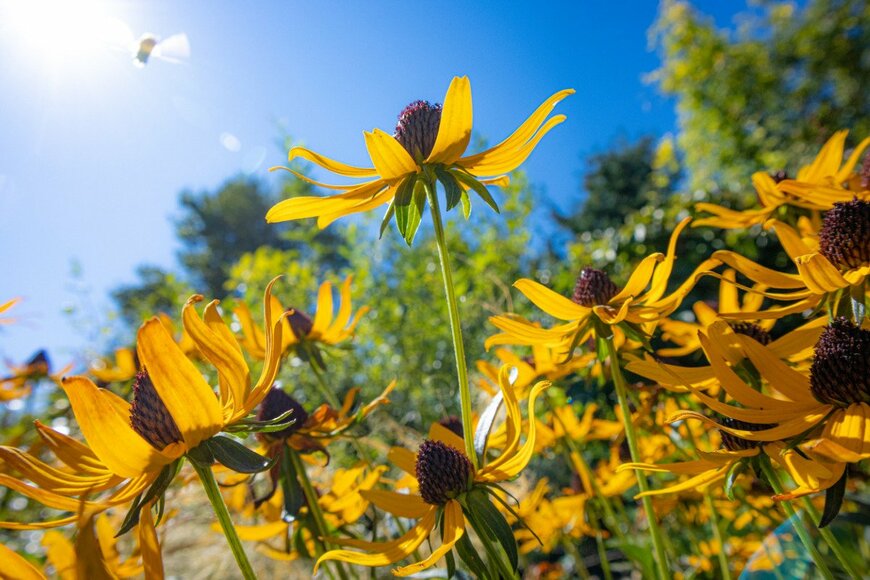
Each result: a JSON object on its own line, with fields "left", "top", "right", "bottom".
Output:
{"left": 267, "top": 76, "right": 572, "bottom": 242}
{"left": 695, "top": 130, "right": 870, "bottom": 230}
{"left": 487, "top": 217, "right": 718, "bottom": 352}
{"left": 313, "top": 366, "right": 548, "bottom": 577}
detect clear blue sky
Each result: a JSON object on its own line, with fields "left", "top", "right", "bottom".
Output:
{"left": 0, "top": 0, "right": 742, "bottom": 366}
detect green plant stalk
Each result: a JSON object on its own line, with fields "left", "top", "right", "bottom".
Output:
{"left": 426, "top": 180, "right": 478, "bottom": 469}
{"left": 758, "top": 459, "right": 834, "bottom": 580}
{"left": 594, "top": 529, "right": 614, "bottom": 580}
{"left": 603, "top": 335, "right": 670, "bottom": 580}
{"left": 703, "top": 492, "right": 732, "bottom": 580}
{"left": 191, "top": 460, "right": 257, "bottom": 580}
{"left": 799, "top": 495, "right": 862, "bottom": 579}
{"left": 288, "top": 448, "right": 350, "bottom": 580}
{"left": 562, "top": 537, "right": 591, "bottom": 580}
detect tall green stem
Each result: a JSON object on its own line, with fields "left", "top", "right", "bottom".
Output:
{"left": 800, "top": 496, "right": 862, "bottom": 578}
{"left": 191, "top": 460, "right": 257, "bottom": 580}
{"left": 426, "top": 180, "right": 477, "bottom": 468}
{"left": 288, "top": 448, "right": 351, "bottom": 580}
{"left": 602, "top": 335, "right": 669, "bottom": 580}
{"left": 758, "top": 459, "right": 834, "bottom": 580}
{"left": 703, "top": 492, "right": 732, "bottom": 580}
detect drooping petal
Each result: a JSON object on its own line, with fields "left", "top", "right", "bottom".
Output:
{"left": 426, "top": 76, "right": 472, "bottom": 165}
{"left": 388, "top": 447, "right": 418, "bottom": 476}
{"left": 317, "top": 186, "right": 396, "bottom": 229}
{"left": 33, "top": 421, "right": 112, "bottom": 476}
{"left": 60, "top": 377, "right": 174, "bottom": 479}
{"left": 393, "top": 500, "right": 465, "bottom": 576}
{"left": 315, "top": 507, "right": 436, "bottom": 572}
{"left": 461, "top": 115, "right": 567, "bottom": 176}
{"left": 364, "top": 129, "right": 418, "bottom": 182}
{"left": 265, "top": 178, "right": 388, "bottom": 223}
{"left": 634, "top": 465, "right": 730, "bottom": 498}
{"left": 795, "top": 253, "right": 851, "bottom": 294}
{"left": 139, "top": 505, "right": 165, "bottom": 580}
{"left": 0, "top": 542, "right": 44, "bottom": 580}
{"left": 513, "top": 279, "right": 588, "bottom": 320}
{"left": 713, "top": 251, "right": 806, "bottom": 289}
{"left": 736, "top": 335, "right": 815, "bottom": 403}
{"left": 137, "top": 319, "right": 224, "bottom": 450}
{"left": 360, "top": 489, "right": 430, "bottom": 519}
{"left": 288, "top": 146, "right": 377, "bottom": 178}
{"left": 311, "top": 281, "right": 334, "bottom": 337}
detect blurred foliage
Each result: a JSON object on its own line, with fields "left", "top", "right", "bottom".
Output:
{"left": 650, "top": 0, "right": 870, "bottom": 195}
{"left": 111, "top": 265, "right": 194, "bottom": 328}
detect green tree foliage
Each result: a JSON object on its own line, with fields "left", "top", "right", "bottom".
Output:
{"left": 650, "top": 0, "right": 870, "bottom": 195}
{"left": 553, "top": 136, "right": 676, "bottom": 235}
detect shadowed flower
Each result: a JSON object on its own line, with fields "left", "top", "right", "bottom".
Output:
{"left": 313, "top": 366, "right": 548, "bottom": 576}
{"left": 266, "top": 76, "right": 573, "bottom": 235}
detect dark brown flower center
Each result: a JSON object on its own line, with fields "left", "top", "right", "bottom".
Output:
{"left": 415, "top": 440, "right": 472, "bottom": 505}
{"left": 394, "top": 100, "right": 442, "bottom": 161}
{"left": 818, "top": 199, "right": 870, "bottom": 270}
{"left": 572, "top": 267, "right": 619, "bottom": 307}
{"left": 719, "top": 417, "right": 776, "bottom": 452}
{"left": 729, "top": 322, "right": 772, "bottom": 345}
{"left": 437, "top": 416, "right": 464, "bottom": 438}
{"left": 130, "top": 370, "right": 183, "bottom": 451}
{"left": 810, "top": 318, "right": 870, "bottom": 406}
{"left": 286, "top": 307, "right": 314, "bottom": 340}
{"left": 257, "top": 387, "right": 308, "bottom": 440}
{"left": 770, "top": 170, "right": 789, "bottom": 184}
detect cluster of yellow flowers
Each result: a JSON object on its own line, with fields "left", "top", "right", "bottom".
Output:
{"left": 1, "top": 77, "right": 868, "bottom": 579}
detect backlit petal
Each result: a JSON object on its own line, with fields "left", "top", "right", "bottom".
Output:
{"left": 427, "top": 76, "right": 472, "bottom": 164}
{"left": 364, "top": 129, "right": 418, "bottom": 182}
{"left": 288, "top": 146, "right": 377, "bottom": 178}
{"left": 513, "top": 279, "right": 587, "bottom": 320}
{"left": 393, "top": 500, "right": 465, "bottom": 576}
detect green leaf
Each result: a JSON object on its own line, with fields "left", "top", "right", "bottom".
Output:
{"left": 206, "top": 435, "right": 275, "bottom": 474}
{"left": 460, "top": 191, "right": 472, "bottom": 220}
{"left": 116, "top": 459, "right": 181, "bottom": 537}
{"left": 186, "top": 442, "right": 216, "bottom": 467}
{"left": 452, "top": 169, "right": 500, "bottom": 214}
{"left": 454, "top": 519, "right": 489, "bottom": 579}
{"left": 379, "top": 200, "right": 396, "bottom": 239}
{"left": 280, "top": 447, "right": 306, "bottom": 522}
{"left": 435, "top": 167, "right": 463, "bottom": 212}
{"left": 724, "top": 459, "right": 746, "bottom": 501}
{"left": 394, "top": 176, "right": 418, "bottom": 242}
{"left": 473, "top": 391, "right": 503, "bottom": 458}
{"left": 819, "top": 470, "right": 848, "bottom": 528}
{"left": 466, "top": 489, "right": 518, "bottom": 572}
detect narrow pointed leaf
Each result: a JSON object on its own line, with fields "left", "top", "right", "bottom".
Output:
{"left": 206, "top": 435, "right": 275, "bottom": 474}
{"left": 435, "top": 166, "right": 463, "bottom": 212}
{"left": 819, "top": 470, "right": 848, "bottom": 528}
{"left": 452, "top": 169, "right": 500, "bottom": 214}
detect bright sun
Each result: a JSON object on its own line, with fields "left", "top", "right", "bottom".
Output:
{"left": 1, "top": 0, "right": 135, "bottom": 70}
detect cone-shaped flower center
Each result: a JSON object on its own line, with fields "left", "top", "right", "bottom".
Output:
{"left": 415, "top": 440, "right": 472, "bottom": 505}
{"left": 286, "top": 307, "right": 314, "bottom": 340}
{"left": 257, "top": 387, "right": 309, "bottom": 440}
{"left": 818, "top": 199, "right": 870, "bottom": 270}
{"left": 394, "top": 100, "right": 442, "bottom": 160}
{"left": 130, "top": 370, "right": 183, "bottom": 451}
{"left": 572, "top": 267, "right": 619, "bottom": 307}
{"left": 719, "top": 417, "right": 776, "bottom": 452}
{"left": 437, "top": 416, "right": 464, "bottom": 437}
{"left": 729, "top": 322, "right": 772, "bottom": 345}
{"left": 810, "top": 318, "right": 870, "bottom": 406}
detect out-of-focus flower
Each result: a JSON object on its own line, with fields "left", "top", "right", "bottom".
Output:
{"left": 695, "top": 130, "right": 869, "bottom": 229}
{"left": 90, "top": 348, "right": 138, "bottom": 384}
{"left": 314, "top": 366, "right": 548, "bottom": 576}
{"left": 267, "top": 76, "right": 572, "bottom": 234}
{"left": 487, "top": 218, "right": 719, "bottom": 353}
{"left": 476, "top": 344, "right": 592, "bottom": 396}
{"left": 1, "top": 350, "right": 71, "bottom": 403}
{"left": 0, "top": 297, "right": 20, "bottom": 326}
{"left": 235, "top": 276, "right": 367, "bottom": 366}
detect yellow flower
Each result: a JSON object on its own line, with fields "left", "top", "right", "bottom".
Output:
{"left": 235, "top": 275, "right": 368, "bottom": 361}
{"left": 695, "top": 130, "right": 870, "bottom": 230}
{"left": 487, "top": 217, "right": 719, "bottom": 351}
{"left": 89, "top": 347, "right": 138, "bottom": 384}
{"left": 266, "top": 76, "right": 573, "bottom": 232}
{"left": 0, "top": 297, "right": 20, "bottom": 325}
{"left": 314, "top": 366, "right": 548, "bottom": 576}
{"left": 475, "top": 344, "right": 592, "bottom": 397}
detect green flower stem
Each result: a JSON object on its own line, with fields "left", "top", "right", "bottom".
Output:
{"left": 593, "top": 528, "right": 614, "bottom": 580}
{"left": 562, "top": 538, "right": 591, "bottom": 580}
{"left": 307, "top": 354, "right": 373, "bottom": 469}
{"left": 288, "top": 448, "right": 350, "bottom": 580}
{"left": 426, "top": 180, "right": 478, "bottom": 469}
{"left": 799, "top": 496, "right": 863, "bottom": 579}
{"left": 758, "top": 458, "right": 834, "bottom": 580}
{"left": 703, "top": 492, "right": 732, "bottom": 580}
{"left": 190, "top": 459, "right": 257, "bottom": 580}
{"left": 602, "top": 335, "right": 670, "bottom": 580}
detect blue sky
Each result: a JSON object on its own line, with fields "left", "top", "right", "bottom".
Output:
{"left": 0, "top": 0, "right": 741, "bottom": 366}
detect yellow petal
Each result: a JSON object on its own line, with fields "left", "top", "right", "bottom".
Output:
{"left": 835, "top": 136, "right": 870, "bottom": 183}
{"left": 426, "top": 76, "right": 473, "bottom": 165}
{"left": 265, "top": 178, "right": 388, "bottom": 223}
{"left": 288, "top": 146, "right": 377, "bottom": 178}
{"left": 317, "top": 187, "right": 395, "bottom": 229}
{"left": 137, "top": 319, "right": 224, "bottom": 450}
{"left": 795, "top": 253, "right": 850, "bottom": 294}
{"left": 139, "top": 505, "right": 165, "bottom": 580}
{"left": 364, "top": 129, "right": 418, "bottom": 181}
{"left": 270, "top": 165, "right": 360, "bottom": 190}
{"left": 462, "top": 114, "right": 567, "bottom": 176}
{"left": 42, "top": 530, "right": 75, "bottom": 580}
{"left": 800, "top": 130, "right": 846, "bottom": 182}
{"left": 315, "top": 507, "right": 436, "bottom": 572}
{"left": 33, "top": 421, "right": 111, "bottom": 476}
{"left": 311, "top": 280, "right": 334, "bottom": 337}
{"left": 0, "top": 542, "right": 45, "bottom": 580}
{"left": 393, "top": 500, "right": 465, "bottom": 576}
{"left": 610, "top": 254, "right": 663, "bottom": 304}
{"left": 388, "top": 446, "right": 418, "bottom": 476}
{"left": 360, "top": 489, "right": 430, "bottom": 519}
{"left": 713, "top": 251, "right": 806, "bottom": 289}
{"left": 736, "top": 335, "right": 815, "bottom": 403}
{"left": 513, "top": 279, "right": 587, "bottom": 320}
{"left": 634, "top": 465, "right": 730, "bottom": 498}
{"left": 60, "top": 377, "right": 173, "bottom": 479}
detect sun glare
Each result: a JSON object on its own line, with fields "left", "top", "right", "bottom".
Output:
{"left": 1, "top": 0, "right": 134, "bottom": 71}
